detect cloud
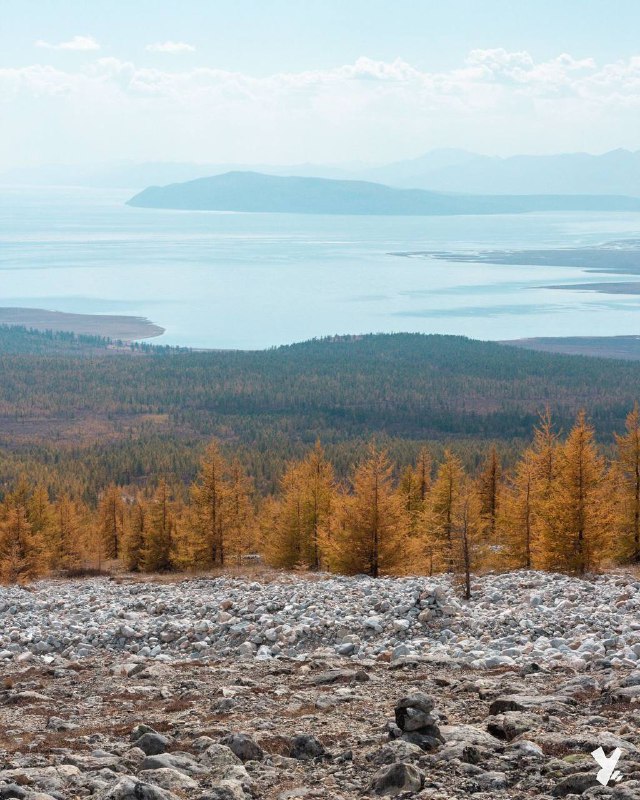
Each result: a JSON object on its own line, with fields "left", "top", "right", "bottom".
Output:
{"left": 146, "top": 41, "right": 196, "bottom": 54}
{"left": 8, "top": 50, "right": 640, "bottom": 106}
{"left": 35, "top": 35, "right": 100, "bottom": 52}
{"left": 2, "top": 49, "right": 640, "bottom": 166}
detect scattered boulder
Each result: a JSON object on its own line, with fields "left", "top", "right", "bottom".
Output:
{"left": 220, "top": 733, "right": 264, "bottom": 762}
{"left": 134, "top": 732, "right": 171, "bottom": 756}
{"left": 100, "top": 777, "right": 180, "bottom": 800}
{"left": 371, "top": 762, "right": 424, "bottom": 796}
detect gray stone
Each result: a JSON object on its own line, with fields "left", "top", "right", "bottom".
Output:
{"left": 220, "top": 733, "right": 264, "bottom": 762}
{"left": 134, "top": 732, "right": 171, "bottom": 756}
{"left": 371, "top": 762, "right": 424, "bottom": 796}
{"left": 552, "top": 771, "right": 599, "bottom": 797}
{"left": 100, "top": 777, "right": 180, "bottom": 800}
{"left": 288, "top": 734, "right": 326, "bottom": 760}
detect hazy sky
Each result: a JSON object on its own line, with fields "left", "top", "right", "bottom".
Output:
{"left": 2, "top": 0, "right": 640, "bottom": 169}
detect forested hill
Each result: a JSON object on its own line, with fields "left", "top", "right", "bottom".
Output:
{"left": 3, "top": 326, "right": 640, "bottom": 496}
{"left": 126, "top": 171, "right": 640, "bottom": 215}
{"left": 1, "top": 328, "right": 639, "bottom": 440}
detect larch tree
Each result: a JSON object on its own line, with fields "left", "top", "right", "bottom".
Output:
{"left": 187, "top": 441, "right": 229, "bottom": 568}
{"left": 541, "top": 411, "right": 613, "bottom": 574}
{"left": 27, "top": 485, "right": 54, "bottom": 544}
{"left": 48, "top": 493, "right": 83, "bottom": 572}
{"left": 399, "top": 448, "right": 431, "bottom": 537}
{"left": 224, "top": 459, "right": 255, "bottom": 564}
{"left": 424, "top": 450, "right": 465, "bottom": 573}
{"left": 123, "top": 497, "right": 146, "bottom": 572}
{"left": 326, "top": 444, "right": 409, "bottom": 577}
{"left": 263, "top": 461, "right": 306, "bottom": 569}
{"left": 478, "top": 446, "right": 501, "bottom": 542}
{"left": 302, "top": 442, "right": 334, "bottom": 570}
{"left": 450, "top": 481, "right": 487, "bottom": 599}
{"left": 98, "top": 484, "right": 126, "bottom": 563}
{"left": 613, "top": 404, "right": 640, "bottom": 563}
{"left": 497, "top": 450, "right": 537, "bottom": 569}
{"left": 0, "top": 503, "right": 42, "bottom": 584}
{"left": 142, "top": 480, "right": 175, "bottom": 572}
{"left": 263, "top": 442, "right": 334, "bottom": 570}
{"left": 530, "top": 407, "right": 559, "bottom": 510}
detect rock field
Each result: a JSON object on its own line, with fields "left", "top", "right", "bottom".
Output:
{"left": 1, "top": 570, "right": 640, "bottom": 798}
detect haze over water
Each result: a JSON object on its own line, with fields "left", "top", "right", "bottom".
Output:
{"left": 2, "top": 186, "right": 640, "bottom": 349}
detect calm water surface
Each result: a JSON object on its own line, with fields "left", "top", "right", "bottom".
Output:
{"left": 1, "top": 186, "right": 639, "bottom": 348}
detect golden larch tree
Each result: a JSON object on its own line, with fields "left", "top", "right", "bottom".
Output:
{"left": 224, "top": 459, "right": 255, "bottom": 564}
{"left": 142, "top": 480, "right": 175, "bottom": 572}
{"left": 48, "top": 493, "right": 84, "bottom": 572}
{"left": 541, "top": 411, "right": 613, "bottom": 574}
{"left": 263, "top": 461, "right": 306, "bottom": 569}
{"left": 478, "top": 445, "right": 501, "bottom": 542}
{"left": 123, "top": 497, "right": 146, "bottom": 572}
{"left": 497, "top": 450, "right": 538, "bottom": 569}
{"left": 187, "top": 441, "right": 230, "bottom": 568}
{"left": 0, "top": 503, "right": 42, "bottom": 583}
{"left": 613, "top": 404, "right": 640, "bottom": 563}
{"left": 98, "top": 484, "right": 126, "bottom": 562}
{"left": 423, "top": 449, "right": 465, "bottom": 573}
{"left": 399, "top": 447, "right": 432, "bottom": 537}
{"left": 326, "top": 444, "right": 409, "bottom": 577}
{"left": 263, "top": 442, "right": 334, "bottom": 570}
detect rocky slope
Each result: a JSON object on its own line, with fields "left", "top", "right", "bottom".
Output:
{"left": 1, "top": 571, "right": 640, "bottom": 798}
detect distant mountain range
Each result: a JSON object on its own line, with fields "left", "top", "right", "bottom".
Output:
{"left": 126, "top": 171, "right": 640, "bottom": 216}
{"left": 360, "top": 148, "right": 640, "bottom": 196}
{"left": 4, "top": 148, "right": 640, "bottom": 196}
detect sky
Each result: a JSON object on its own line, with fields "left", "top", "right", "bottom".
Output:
{"left": 2, "top": 0, "right": 640, "bottom": 169}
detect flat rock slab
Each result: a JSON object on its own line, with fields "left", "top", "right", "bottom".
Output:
{"left": 489, "top": 694, "right": 576, "bottom": 715}
{"left": 440, "top": 724, "right": 504, "bottom": 749}
{"left": 308, "top": 669, "right": 370, "bottom": 686}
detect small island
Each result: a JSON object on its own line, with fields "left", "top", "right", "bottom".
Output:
{"left": 126, "top": 171, "right": 640, "bottom": 215}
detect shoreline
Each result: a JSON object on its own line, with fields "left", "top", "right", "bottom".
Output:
{"left": 501, "top": 335, "right": 640, "bottom": 360}
{"left": 0, "top": 307, "right": 165, "bottom": 341}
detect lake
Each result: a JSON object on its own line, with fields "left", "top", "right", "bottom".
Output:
{"left": 1, "top": 186, "right": 640, "bottom": 349}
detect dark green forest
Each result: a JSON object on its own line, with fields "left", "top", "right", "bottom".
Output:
{"left": 0, "top": 325, "right": 638, "bottom": 499}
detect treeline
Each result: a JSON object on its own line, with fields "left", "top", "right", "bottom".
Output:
{"left": 2, "top": 407, "right": 640, "bottom": 590}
